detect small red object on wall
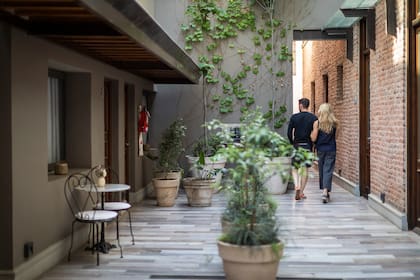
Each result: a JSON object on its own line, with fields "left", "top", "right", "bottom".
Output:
{"left": 138, "top": 105, "right": 150, "bottom": 156}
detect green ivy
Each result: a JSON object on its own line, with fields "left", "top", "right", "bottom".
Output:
{"left": 183, "top": 0, "right": 291, "bottom": 128}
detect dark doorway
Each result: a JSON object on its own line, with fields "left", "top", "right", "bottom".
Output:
{"left": 408, "top": 0, "right": 420, "bottom": 230}
{"left": 124, "top": 84, "right": 135, "bottom": 186}
{"left": 359, "top": 18, "right": 371, "bottom": 198}
{"left": 104, "top": 80, "right": 112, "bottom": 169}
{"left": 104, "top": 79, "right": 119, "bottom": 174}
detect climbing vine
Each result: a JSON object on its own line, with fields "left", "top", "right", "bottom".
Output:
{"left": 182, "top": 0, "right": 293, "bottom": 129}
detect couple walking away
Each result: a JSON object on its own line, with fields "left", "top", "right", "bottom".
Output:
{"left": 287, "top": 98, "right": 338, "bottom": 203}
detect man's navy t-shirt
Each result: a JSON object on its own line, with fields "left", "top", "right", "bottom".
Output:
{"left": 287, "top": 111, "right": 317, "bottom": 146}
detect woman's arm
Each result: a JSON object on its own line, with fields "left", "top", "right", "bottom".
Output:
{"left": 310, "top": 120, "right": 319, "bottom": 142}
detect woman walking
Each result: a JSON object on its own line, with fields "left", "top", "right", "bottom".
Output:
{"left": 311, "top": 103, "right": 338, "bottom": 203}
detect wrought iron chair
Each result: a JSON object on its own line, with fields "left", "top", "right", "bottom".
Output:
{"left": 64, "top": 172, "right": 119, "bottom": 265}
{"left": 88, "top": 166, "right": 135, "bottom": 247}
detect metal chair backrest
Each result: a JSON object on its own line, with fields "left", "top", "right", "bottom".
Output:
{"left": 64, "top": 173, "right": 100, "bottom": 217}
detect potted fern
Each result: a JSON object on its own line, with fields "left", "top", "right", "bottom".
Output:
{"left": 152, "top": 119, "right": 186, "bottom": 207}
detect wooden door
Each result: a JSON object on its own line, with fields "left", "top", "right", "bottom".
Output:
{"left": 124, "top": 85, "right": 129, "bottom": 185}
{"left": 104, "top": 80, "right": 112, "bottom": 169}
{"left": 408, "top": 0, "right": 420, "bottom": 230}
{"left": 359, "top": 18, "right": 371, "bottom": 198}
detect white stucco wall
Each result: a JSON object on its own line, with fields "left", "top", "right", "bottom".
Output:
{"left": 135, "top": 0, "right": 155, "bottom": 17}
{"left": 10, "top": 26, "right": 152, "bottom": 268}
{"left": 151, "top": 0, "right": 343, "bottom": 171}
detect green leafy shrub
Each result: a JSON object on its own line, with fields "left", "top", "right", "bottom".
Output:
{"left": 157, "top": 119, "right": 187, "bottom": 173}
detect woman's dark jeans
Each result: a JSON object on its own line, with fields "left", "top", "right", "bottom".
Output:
{"left": 317, "top": 151, "right": 336, "bottom": 191}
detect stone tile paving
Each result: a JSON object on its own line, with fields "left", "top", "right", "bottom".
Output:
{"left": 41, "top": 169, "right": 420, "bottom": 280}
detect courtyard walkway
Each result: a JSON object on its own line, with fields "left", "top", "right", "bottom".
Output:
{"left": 41, "top": 169, "right": 420, "bottom": 280}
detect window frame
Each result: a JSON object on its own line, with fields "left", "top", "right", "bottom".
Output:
{"left": 47, "top": 69, "right": 66, "bottom": 172}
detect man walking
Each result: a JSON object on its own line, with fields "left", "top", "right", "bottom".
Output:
{"left": 287, "top": 98, "right": 317, "bottom": 200}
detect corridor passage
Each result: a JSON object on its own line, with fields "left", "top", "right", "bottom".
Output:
{"left": 42, "top": 169, "right": 420, "bottom": 279}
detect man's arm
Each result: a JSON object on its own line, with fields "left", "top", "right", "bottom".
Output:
{"left": 287, "top": 118, "right": 294, "bottom": 143}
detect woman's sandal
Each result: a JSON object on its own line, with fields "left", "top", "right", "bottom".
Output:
{"left": 322, "top": 194, "right": 328, "bottom": 204}
{"left": 300, "top": 193, "right": 307, "bottom": 199}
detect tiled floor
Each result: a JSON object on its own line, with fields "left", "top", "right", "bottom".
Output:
{"left": 41, "top": 169, "right": 420, "bottom": 279}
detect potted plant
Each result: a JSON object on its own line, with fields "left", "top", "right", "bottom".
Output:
{"left": 186, "top": 133, "right": 226, "bottom": 185}
{"left": 182, "top": 152, "right": 217, "bottom": 207}
{"left": 208, "top": 110, "right": 314, "bottom": 280}
{"left": 152, "top": 119, "right": 187, "bottom": 207}
{"left": 262, "top": 132, "right": 294, "bottom": 195}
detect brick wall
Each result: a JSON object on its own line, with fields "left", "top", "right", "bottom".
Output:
{"left": 302, "top": 38, "right": 360, "bottom": 186}
{"left": 301, "top": 0, "right": 407, "bottom": 212}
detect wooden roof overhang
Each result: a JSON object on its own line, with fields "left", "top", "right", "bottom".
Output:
{"left": 0, "top": 0, "right": 200, "bottom": 84}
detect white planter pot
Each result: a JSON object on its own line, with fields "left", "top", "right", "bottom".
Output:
{"left": 182, "top": 177, "right": 215, "bottom": 207}
{"left": 217, "top": 240, "right": 283, "bottom": 280}
{"left": 264, "top": 157, "right": 291, "bottom": 195}
{"left": 186, "top": 156, "right": 226, "bottom": 185}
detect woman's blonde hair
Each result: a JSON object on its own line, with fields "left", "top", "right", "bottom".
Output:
{"left": 317, "top": 103, "right": 338, "bottom": 133}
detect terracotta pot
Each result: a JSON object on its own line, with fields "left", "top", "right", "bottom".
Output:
{"left": 148, "top": 171, "right": 182, "bottom": 198}
{"left": 152, "top": 178, "right": 179, "bottom": 207}
{"left": 217, "top": 240, "right": 283, "bottom": 280}
{"left": 182, "top": 177, "right": 215, "bottom": 207}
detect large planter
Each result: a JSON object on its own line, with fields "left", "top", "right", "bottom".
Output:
{"left": 221, "top": 218, "right": 233, "bottom": 234}
{"left": 182, "top": 177, "right": 215, "bottom": 207}
{"left": 264, "top": 156, "right": 291, "bottom": 195}
{"left": 148, "top": 171, "right": 182, "bottom": 198}
{"left": 186, "top": 156, "right": 226, "bottom": 185}
{"left": 152, "top": 178, "right": 179, "bottom": 207}
{"left": 217, "top": 240, "right": 283, "bottom": 280}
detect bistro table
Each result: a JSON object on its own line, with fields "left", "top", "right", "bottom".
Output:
{"left": 77, "top": 183, "right": 130, "bottom": 253}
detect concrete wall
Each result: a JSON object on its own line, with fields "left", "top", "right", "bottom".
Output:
{"left": 7, "top": 25, "right": 153, "bottom": 271}
{"left": 151, "top": 0, "right": 344, "bottom": 174}
{"left": 301, "top": 0, "right": 407, "bottom": 213}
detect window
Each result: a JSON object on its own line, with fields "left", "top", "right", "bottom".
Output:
{"left": 386, "top": 0, "right": 396, "bottom": 36}
{"left": 48, "top": 70, "right": 65, "bottom": 171}
{"left": 418, "top": 0, "right": 420, "bottom": 14}
{"left": 311, "top": 81, "right": 315, "bottom": 113}
{"left": 322, "top": 74, "right": 329, "bottom": 103}
{"left": 336, "top": 65, "right": 344, "bottom": 100}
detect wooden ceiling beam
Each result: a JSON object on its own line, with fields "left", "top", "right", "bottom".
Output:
{"left": 108, "top": 61, "right": 171, "bottom": 70}
{"left": 43, "top": 34, "right": 128, "bottom": 40}
{"left": 0, "top": 0, "right": 75, "bottom": 6}
{"left": 0, "top": 0, "right": 199, "bottom": 84}
{"left": 28, "top": 22, "right": 120, "bottom": 36}
{"left": 5, "top": 6, "right": 83, "bottom": 11}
